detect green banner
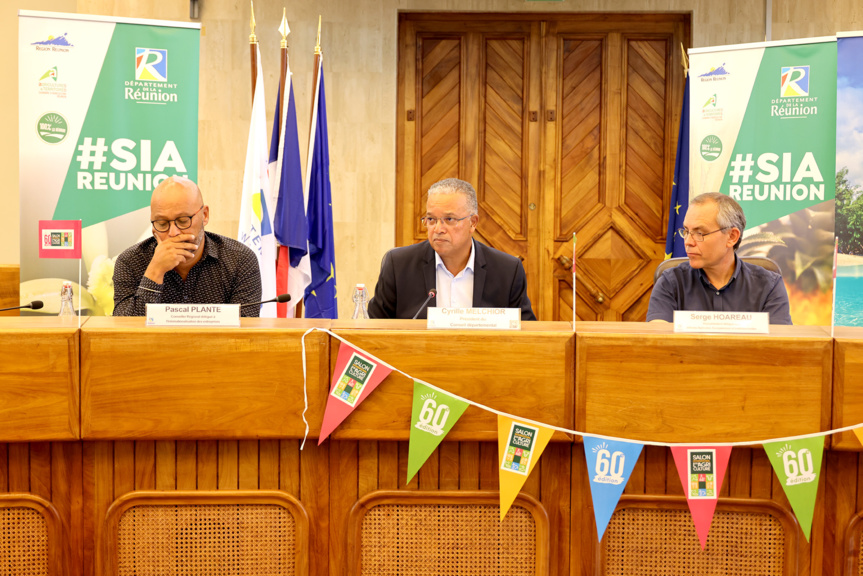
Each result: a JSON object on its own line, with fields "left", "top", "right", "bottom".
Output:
{"left": 763, "top": 436, "right": 825, "bottom": 541}
{"left": 406, "top": 381, "right": 470, "bottom": 484}
{"left": 719, "top": 42, "right": 836, "bottom": 228}
{"left": 53, "top": 23, "right": 199, "bottom": 226}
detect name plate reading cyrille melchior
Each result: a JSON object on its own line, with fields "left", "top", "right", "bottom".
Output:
{"left": 673, "top": 310, "right": 769, "bottom": 334}
{"left": 146, "top": 303, "right": 240, "bottom": 327}
{"left": 427, "top": 307, "right": 521, "bottom": 330}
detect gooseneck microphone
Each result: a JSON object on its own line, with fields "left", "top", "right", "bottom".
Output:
{"left": 0, "top": 300, "right": 44, "bottom": 312}
{"left": 411, "top": 289, "right": 437, "bottom": 320}
{"left": 241, "top": 293, "right": 292, "bottom": 307}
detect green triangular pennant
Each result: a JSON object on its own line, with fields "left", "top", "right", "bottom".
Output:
{"left": 406, "top": 381, "right": 470, "bottom": 484}
{"left": 763, "top": 436, "right": 825, "bottom": 541}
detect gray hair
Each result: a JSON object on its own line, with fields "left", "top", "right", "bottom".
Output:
{"left": 427, "top": 178, "right": 479, "bottom": 216}
{"left": 690, "top": 192, "right": 746, "bottom": 250}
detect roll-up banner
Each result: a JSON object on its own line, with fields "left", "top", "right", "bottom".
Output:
{"left": 689, "top": 38, "right": 837, "bottom": 325}
{"left": 18, "top": 10, "right": 200, "bottom": 315}
{"left": 834, "top": 32, "right": 863, "bottom": 327}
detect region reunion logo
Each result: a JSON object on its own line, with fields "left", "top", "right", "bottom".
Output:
{"left": 31, "top": 33, "right": 73, "bottom": 52}
{"left": 698, "top": 63, "right": 730, "bottom": 82}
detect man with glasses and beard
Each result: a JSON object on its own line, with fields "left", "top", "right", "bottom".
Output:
{"left": 647, "top": 192, "right": 792, "bottom": 324}
{"left": 113, "top": 176, "right": 262, "bottom": 316}
{"left": 368, "top": 178, "right": 536, "bottom": 320}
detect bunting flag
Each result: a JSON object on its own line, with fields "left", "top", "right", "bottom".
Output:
{"left": 304, "top": 55, "right": 337, "bottom": 318}
{"left": 497, "top": 415, "right": 554, "bottom": 520}
{"left": 763, "top": 437, "right": 825, "bottom": 541}
{"left": 664, "top": 75, "right": 690, "bottom": 259}
{"left": 671, "top": 445, "right": 732, "bottom": 549}
{"left": 854, "top": 427, "right": 863, "bottom": 448}
{"left": 317, "top": 343, "right": 392, "bottom": 444}
{"left": 583, "top": 437, "right": 644, "bottom": 541}
{"left": 238, "top": 44, "right": 277, "bottom": 317}
{"left": 269, "top": 54, "right": 310, "bottom": 318}
{"left": 406, "top": 381, "right": 470, "bottom": 484}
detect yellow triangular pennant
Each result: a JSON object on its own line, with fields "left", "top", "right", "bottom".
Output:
{"left": 497, "top": 414, "right": 554, "bottom": 520}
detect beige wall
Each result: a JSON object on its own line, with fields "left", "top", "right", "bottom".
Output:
{"left": 4, "top": 0, "right": 862, "bottom": 317}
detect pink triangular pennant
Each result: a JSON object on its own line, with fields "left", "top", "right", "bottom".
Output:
{"left": 318, "top": 343, "right": 392, "bottom": 444}
{"left": 670, "top": 446, "right": 732, "bottom": 549}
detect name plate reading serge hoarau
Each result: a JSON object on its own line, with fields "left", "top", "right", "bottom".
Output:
{"left": 427, "top": 307, "right": 521, "bottom": 330}
{"left": 673, "top": 310, "right": 769, "bottom": 334}
{"left": 146, "top": 304, "right": 241, "bottom": 327}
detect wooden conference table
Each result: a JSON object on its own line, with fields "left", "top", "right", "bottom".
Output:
{"left": 0, "top": 316, "right": 860, "bottom": 575}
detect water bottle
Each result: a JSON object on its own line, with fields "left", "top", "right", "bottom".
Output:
{"left": 58, "top": 281, "right": 75, "bottom": 317}
{"left": 351, "top": 284, "right": 370, "bottom": 319}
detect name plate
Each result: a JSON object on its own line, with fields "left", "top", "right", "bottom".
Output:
{"left": 673, "top": 310, "right": 769, "bottom": 334}
{"left": 427, "top": 307, "right": 521, "bottom": 330}
{"left": 146, "top": 303, "right": 240, "bottom": 327}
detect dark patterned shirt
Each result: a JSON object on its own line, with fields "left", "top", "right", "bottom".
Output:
{"left": 113, "top": 232, "right": 262, "bottom": 317}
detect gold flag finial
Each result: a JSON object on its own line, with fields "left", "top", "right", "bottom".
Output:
{"left": 249, "top": 0, "right": 257, "bottom": 44}
{"left": 315, "top": 15, "right": 322, "bottom": 55}
{"left": 279, "top": 8, "right": 289, "bottom": 49}
{"left": 679, "top": 42, "right": 689, "bottom": 76}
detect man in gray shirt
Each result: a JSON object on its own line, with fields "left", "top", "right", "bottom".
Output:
{"left": 647, "top": 192, "right": 792, "bottom": 324}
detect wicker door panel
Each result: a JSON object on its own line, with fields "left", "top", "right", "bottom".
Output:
{"left": 348, "top": 490, "right": 550, "bottom": 575}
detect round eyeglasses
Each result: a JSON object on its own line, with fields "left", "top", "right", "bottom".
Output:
{"left": 152, "top": 206, "right": 204, "bottom": 233}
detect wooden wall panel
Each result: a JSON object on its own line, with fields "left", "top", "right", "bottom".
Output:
{"left": 0, "top": 266, "right": 19, "bottom": 315}
{"left": 0, "top": 440, "right": 862, "bottom": 574}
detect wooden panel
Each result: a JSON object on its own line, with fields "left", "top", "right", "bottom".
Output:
{"left": 0, "top": 317, "right": 80, "bottom": 441}
{"left": 418, "top": 35, "right": 461, "bottom": 195}
{"left": 0, "top": 265, "right": 19, "bottom": 315}
{"left": 832, "top": 328, "right": 863, "bottom": 449}
{"left": 576, "top": 323, "right": 832, "bottom": 442}
{"left": 81, "top": 318, "right": 330, "bottom": 439}
{"left": 330, "top": 321, "right": 574, "bottom": 441}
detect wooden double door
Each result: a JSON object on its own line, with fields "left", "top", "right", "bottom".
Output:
{"left": 396, "top": 13, "right": 690, "bottom": 321}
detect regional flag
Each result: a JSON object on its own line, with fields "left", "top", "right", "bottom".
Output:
{"left": 268, "top": 45, "right": 310, "bottom": 318}
{"left": 665, "top": 75, "right": 690, "bottom": 259}
{"left": 303, "top": 54, "right": 337, "bottom": 318}
{"left": 239, "top": 45, "right": 277, "bottom": 317}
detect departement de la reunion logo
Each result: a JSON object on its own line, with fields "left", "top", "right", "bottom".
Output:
{"left": 127, "top": 48, "right": 179, "bottom": 104}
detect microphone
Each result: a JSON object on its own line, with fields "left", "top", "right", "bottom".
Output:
{"left": 0, "top": 300, "right": 44, "bottom": 312}
{"left": 411, "top": 289, "right": 437, "bottom": 320}
{"left": 242, "top": 293, "right": 291, "bottom": 307}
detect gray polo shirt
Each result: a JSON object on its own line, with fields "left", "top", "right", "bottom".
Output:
{"left": 646, "top": 256, "right": 793, "bottom": 324}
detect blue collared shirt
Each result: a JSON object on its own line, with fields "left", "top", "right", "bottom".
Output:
{"left": 646, "top": 256, "right": 793, "bottom": 324}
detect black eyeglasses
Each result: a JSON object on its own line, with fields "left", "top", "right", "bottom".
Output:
{"left": 152, "top": 206, "right": 204, "bottom": 233}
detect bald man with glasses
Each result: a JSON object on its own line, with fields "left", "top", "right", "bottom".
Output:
{"left": 113, "top": 176, "right": 262, "bottom": 316}
{"left": 647, "top": 192, "right": 792, "bottom": 324}
{"left": 368, "top": 178, "right": 536, "bottom": 320}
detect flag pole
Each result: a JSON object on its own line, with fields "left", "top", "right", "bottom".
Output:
{"left": 249, "top": 0, "right": 258, "bottom": 100}
{"left": 297, "top": 15, "right": 324, "bottom": 319}
{"left": 310, "top": 15, "right": 322, "bottom": 133}
{"left": 278, "top": 9, "right": 288, "bottom": 129}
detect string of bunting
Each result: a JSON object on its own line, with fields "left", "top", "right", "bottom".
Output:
{"left": 299, "top": 326, "right": 862, "bottom": 548}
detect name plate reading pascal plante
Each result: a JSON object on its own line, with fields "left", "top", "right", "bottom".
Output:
{"left": 146, "top": 303, "right": 240, "bottom": 327}
{"left": 673, "top": 310, "right": 769, "bottom": 334}
{"left": 427, "top": 307, "right": 521, "bottom": 330}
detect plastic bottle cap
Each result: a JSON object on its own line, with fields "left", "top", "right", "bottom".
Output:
{"left": 356, "top": 283, "right": 365, "bottom": 289}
